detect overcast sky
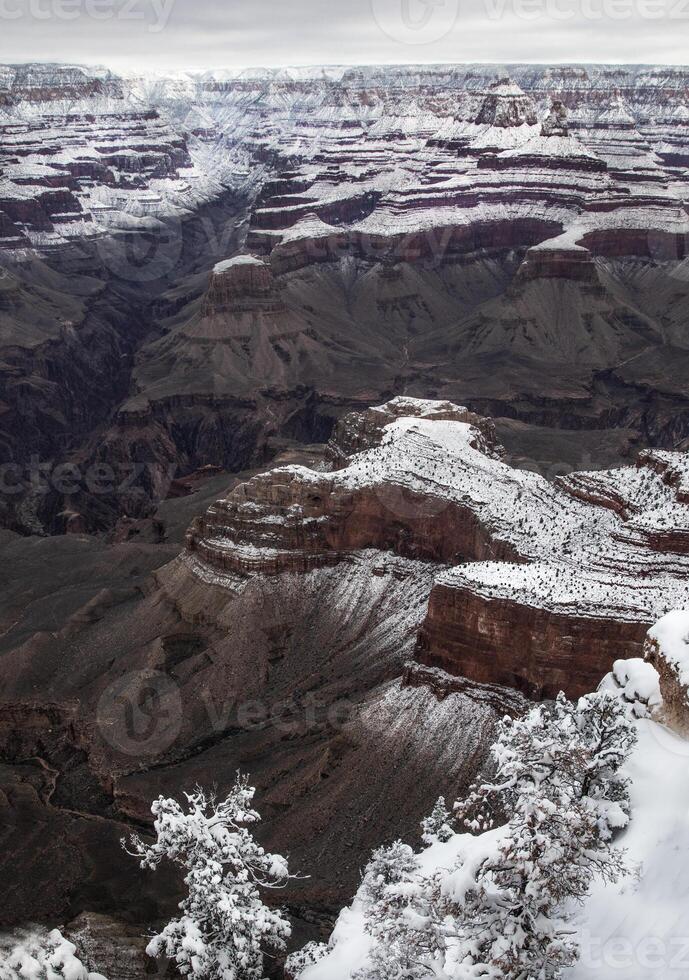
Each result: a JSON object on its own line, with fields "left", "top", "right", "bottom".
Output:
{"left": 0, "top": 0, "right": 687, "bottom": 71}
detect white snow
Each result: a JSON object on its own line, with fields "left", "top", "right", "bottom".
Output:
{"left": 567, "top": 718, "right": 689, "bottom": 979}
{"left": 0, "top": 928, "right": 106, "bottom": 980}
{"left": 498, "top": 133, "right": 602, "bottom": 163}
{"left": 212, "top": 254, "right": 266, "bottom": 274}
{"left": 298, "top": 715, "right": 689, "bottom": 980}
{"left": 193, "top": 398, "right": 689, "bottom": 625}
{"left": 647, "top": 609, "right": 689, "bottom": 687}
{"left": 599, "top": 658, "right": 663, "bottom": 717}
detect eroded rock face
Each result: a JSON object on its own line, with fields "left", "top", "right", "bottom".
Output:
{"left": 644, "top": 610, "right": 689, "bottom": 733}
{"left": 2, "top": 396, "right": 689, "bottom": 948}
{"left": 4, "top": 63, "right": 689, "bottom": 536}
{"left": 515, "top": 244, "right": 600, "bottom": 283}
{"left": 416, "top": 580, "right": 648, "bottom": 699}
{"left": 186, "top": 398, "right": 689, "bottom": 699}
{"left": 0, "top": 524, "right": 502, "bottom": 932}
{"left": 202, "top": 255, "right": 278, "bottom": 315}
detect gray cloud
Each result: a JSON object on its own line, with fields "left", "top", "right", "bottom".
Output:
{"left": 0, "top": 0, "right": 686, "bottom": 70}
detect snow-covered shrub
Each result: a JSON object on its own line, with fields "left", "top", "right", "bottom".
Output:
{"left": 444, "top": 692, "right": 638, "bottom": 978}
{"left": 296, "top": 690, "right": 638, "bottom": 980}
{"left": 420, "top": 797, "right": 454, "bottom": 845}
{"left": 123, "top": 776, "right": 292, "bottom": 980}
{"left": 284, "top": 941, "right": 329, "bottom": 979}
{"left": 0, "top": 928, "right": 106, "bottom": 980}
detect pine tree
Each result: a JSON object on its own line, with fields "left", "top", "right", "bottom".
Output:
{"left": 123, "top": 776, "right": 292, "bottom": 980}
{"left": 360, "top": 840, "right": 419, "bottom": 904}
{"left": 420, "top": 796, "right": 454, "bottom": 845}
{"left": 449, "top": 691, "right": 638, "bottom": 979}
{"left": 355, "top": 841, "right": 442, "bottom": 980}
{"left": 344, "top": 691, "right": 637, "bottom": 980}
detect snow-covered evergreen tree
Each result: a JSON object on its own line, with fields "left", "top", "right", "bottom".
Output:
{"left": 284, "top": 941, "right": 329, "bottom": 979}
{"left": 123, "top": 776, "right": 292, "bottom": 980}
{"left": 448, "top": 691, "right": 638, "bottom": 979}
{"left": 355, "top": 841, "right": 442, "bottom": 980}
{"left": 360, "top": 840, "right": 419, "bottom": 904}
{"left": 323, "top": 691, "right": 638, "bottom": 980}
{"left": 0, "top": 929, "right": 106, "bottom": 980}
{"left": 458, "top": 691, "right": 636, "bottom": 843}
{"left": 420, "top": 796, "right": 454, "bottom": 845}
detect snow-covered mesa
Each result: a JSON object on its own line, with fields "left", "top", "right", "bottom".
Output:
{"left": 212, "top": 255, "right": 266, "bottom": 274}
{"left": 3, "top": 62, "right": 689, "bottom": 259}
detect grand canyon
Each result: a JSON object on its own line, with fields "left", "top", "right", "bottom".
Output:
{"left": 2, "top": 57, "right": 689, "bottom": 979}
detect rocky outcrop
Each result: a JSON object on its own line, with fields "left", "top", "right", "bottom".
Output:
{"left": 202, "top": 255, "right": 278, "bottom": 315}
{"left": 185, "top": 398, "right": 689, "bottom": 700}
{"left": 65, "top": 913, "right": 170, "bottom": 980}
{"left": 416, "top": 579, "right": 648, "bottom": 699}
{"left": 644, "top": 610, "right": 689, "bottom": 733}
{"left": 515, "top": 243, "right": 600, "bottom": 283}
{"left": 187, "top": 470, "right": 520, "bottom": 576}
{"left": 327, "top": 396, "right": 500, "bottom": 465}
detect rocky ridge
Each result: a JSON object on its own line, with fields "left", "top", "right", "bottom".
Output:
{"left": 2, "top": 61, "right": 689, "bottom": 531}
{"left": 187, "top": 397, "right": 689, "bottom": 698}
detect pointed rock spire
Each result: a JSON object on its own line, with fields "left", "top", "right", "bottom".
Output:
{"left": 475, "top": 76, "right": 538, "bottom": 129}
{"left": 541, "top": 98, "right": 569, "bottom": 137}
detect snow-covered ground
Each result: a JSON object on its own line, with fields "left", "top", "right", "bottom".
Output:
{"left": 300, "top": 713, "right": 689, "bottom": 980}
{"left": 0, "top": 928, "right": 105, "bottom": 980}
{"left": 568, "top": 717, "right": 689, "bottom": 979}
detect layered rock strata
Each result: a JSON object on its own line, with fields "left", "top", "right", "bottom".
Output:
{"left": 186, "top": 398, "right": 689, "bottom": 699}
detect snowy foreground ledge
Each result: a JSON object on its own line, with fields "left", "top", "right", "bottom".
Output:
{"left": 300, "top": 717, "right": 689, "bottom": 980}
